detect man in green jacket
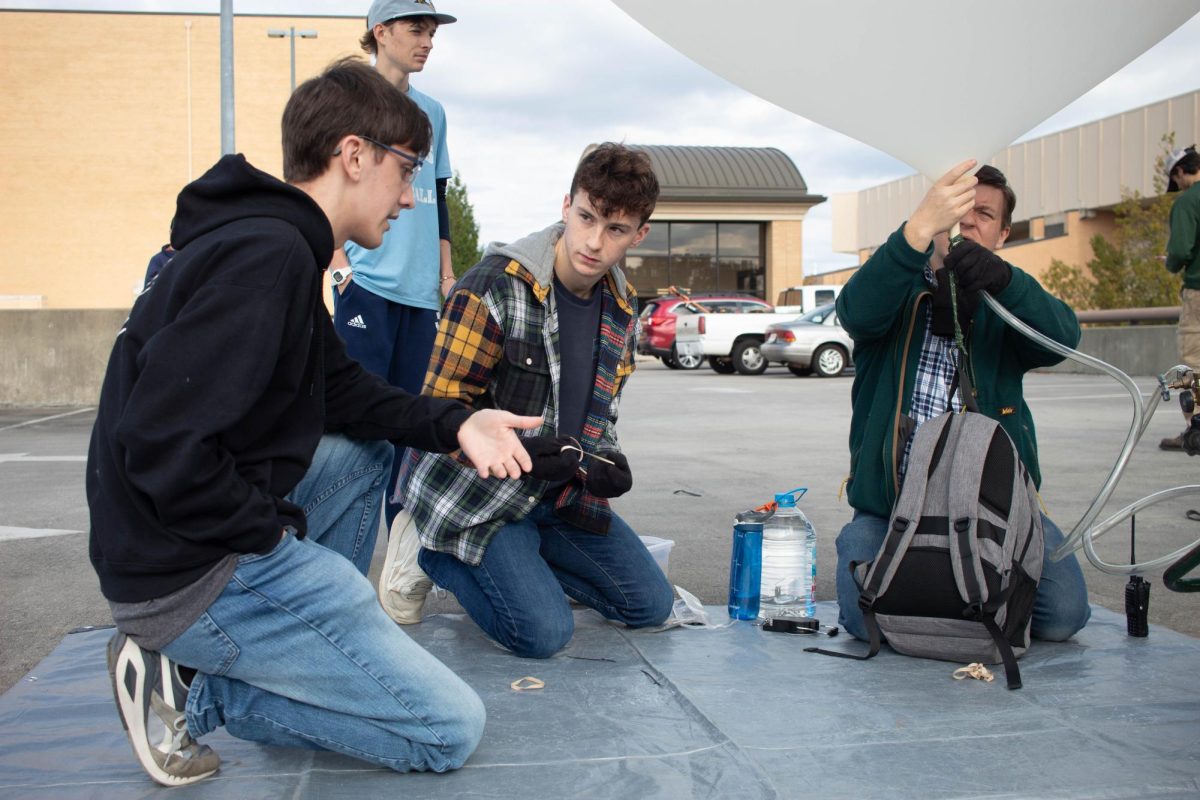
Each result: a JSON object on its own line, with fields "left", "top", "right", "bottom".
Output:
{"left": 1160, "top": 145, "right": 1200, "bottom": 451}
{"left": 834, "top": 161, "right": 1091, "bottom": 643}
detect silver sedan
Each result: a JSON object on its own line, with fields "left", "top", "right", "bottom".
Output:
{"left": 760, "top": 303, "right": 854, "bottom": 378}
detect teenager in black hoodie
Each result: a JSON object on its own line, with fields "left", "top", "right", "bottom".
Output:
{"left": 88, "top": 58, "right": 539, "bottom": 787}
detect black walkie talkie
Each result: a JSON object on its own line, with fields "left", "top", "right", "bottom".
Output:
{"left": 1125, "top": 514, "right": 1150, "bottom": 637}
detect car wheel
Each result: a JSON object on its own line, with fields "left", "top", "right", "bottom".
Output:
{"left": 671, "top": 344, "right": 704, "bottom": 370}
{"left": 662, "top": 354, "right": 682, "bottom": 369}
{"left": 787, "top": 364, "right": 812, "bottom": 377}
{"left": 732, "top": 339, "right": 768, "bottom": 375}
{"left": 709, "top": 358, "right": 736, "bottom": 374}
{"left": 813, "top": 344, "right": 848, "bottom": 378}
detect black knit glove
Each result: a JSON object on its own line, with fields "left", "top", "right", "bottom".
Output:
{"left": 943, "top": 240, "right": 1012, "bottom": 295}
{"left": 522, "top": 436, "right": 582, "bottom": 482}
{"left": 930, "top": 270, "right": 978, "bottom": 337}
{"left": 585, "top": 450, "right": 633, "bottom": 498}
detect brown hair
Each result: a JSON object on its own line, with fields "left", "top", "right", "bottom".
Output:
{"left": 570, "top": 143, "right": 660, "bottom": 225}
{"left": 282, "top": 57, "right": 432, "bottom": 183}
{"left": 976, "top": 165, "right": 1016, "bottom": 229}
{"left": 359, "top": 27, "right": 378, "bottom": 54}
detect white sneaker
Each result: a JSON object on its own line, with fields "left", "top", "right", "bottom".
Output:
{"left": 378, "top": 509, "right": 433, "bottom": 625}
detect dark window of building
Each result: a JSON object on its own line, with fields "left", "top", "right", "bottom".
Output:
{"left": 1044, "top": 221, "right": 1066, "bottom": 238}
{"left": 625, "top": 221, "right": 765, "bottom": 300}
{"left": 718, "top": 222, "right": 764, "bottom": 295}
{"left": 623, "top": 224, "right": 669, "bottom": 296}
{"left": 671, "top": 223, "right": 718, "bottom": 293}
{"left": 1004, "top": 220, "right": 1031, "bottom": 246}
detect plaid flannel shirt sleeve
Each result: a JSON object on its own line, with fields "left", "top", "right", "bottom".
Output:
{"left": 423, "top": 289, "right": 505, "bottom": 404}
{"left": 593, "top": 312, "right": 636, "bottom": 451}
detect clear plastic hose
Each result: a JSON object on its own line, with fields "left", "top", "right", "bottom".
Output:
{"left": 981, "top": 293, "right": 1200, "bottom": 575}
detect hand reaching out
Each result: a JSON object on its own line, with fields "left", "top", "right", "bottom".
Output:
{"left": 456, "top": 410, "right": 542, "bottom": 479}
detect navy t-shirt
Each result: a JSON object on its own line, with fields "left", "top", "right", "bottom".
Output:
{"left": 553, "top": 276, "right": 602, "bottom": 442}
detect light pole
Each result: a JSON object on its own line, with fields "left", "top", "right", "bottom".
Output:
{"left": 267, "top": 27, "right": 318, "bottom": 92}
{"left": 220, "top": 0, "right": 234, "bottom": 154}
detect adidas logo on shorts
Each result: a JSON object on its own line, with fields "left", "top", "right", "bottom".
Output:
{"left": 346, "top": 315, "right": 367, "bottom": 329}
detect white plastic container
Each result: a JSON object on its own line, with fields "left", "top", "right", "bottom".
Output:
{"left": 759, "top": 489, "right": 816, "bottom": 618}
{"left": 639, "top": 535, "right": 675, "bottom": 577}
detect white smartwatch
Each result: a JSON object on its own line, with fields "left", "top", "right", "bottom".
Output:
{"left": 330, "top": 267, "right": 352, "bottom": 287}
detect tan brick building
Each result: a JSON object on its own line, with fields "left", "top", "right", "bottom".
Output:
{"left": 1, "top": 10, "right": 365, "bottom": 310}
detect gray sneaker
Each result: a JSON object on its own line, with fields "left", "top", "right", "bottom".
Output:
{"left": 107, "top": 632, "right": 220, "bottom": 786}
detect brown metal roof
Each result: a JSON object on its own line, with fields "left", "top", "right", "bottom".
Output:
{"left": 624, "top": 144, "right": 825, "bottom": 205}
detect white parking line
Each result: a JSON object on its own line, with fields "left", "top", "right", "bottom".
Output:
{"left": 0, "top": 408, "right": 93, "bottom": 433}
{"left": 0, "top": 453, "right": 88, "bottom": 463}
{"left": 0, "top": 453, "right": 87, "bottom": 465}
{"left": 0, "top": 526, "right": 83, "bottom": 542}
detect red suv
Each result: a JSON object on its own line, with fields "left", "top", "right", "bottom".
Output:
{"left": 637, "top": 294, "right": 773, "bottom": 369}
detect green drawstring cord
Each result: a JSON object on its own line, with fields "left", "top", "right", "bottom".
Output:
{"left": 946, "top": 268, "right": 969, "bottom": 359}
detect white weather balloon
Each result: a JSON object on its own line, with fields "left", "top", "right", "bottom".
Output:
{"left": 610, "top": 0, "right": 1200, "bottom": 179}
{"left": 611, "top": 0, "right": 1200, "bottom": 576}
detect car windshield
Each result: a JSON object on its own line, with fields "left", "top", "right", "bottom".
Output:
{"left": 797, "top": 303, "right": 835, "bottom": 324}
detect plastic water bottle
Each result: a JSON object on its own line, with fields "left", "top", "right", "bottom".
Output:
{"left": 727, "top": 521, "right": 763, "bottom": 620}
{"left": 759, "top": 488, "right": 816, "bottom": 618}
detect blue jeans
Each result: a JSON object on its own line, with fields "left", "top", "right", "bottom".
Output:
{"left": 161, "top": 434, "right": 485, "bottom": 772}
{"left": 834, "top": 510, "right": 1091, "bottom": 642}
{"left": 333, "top": 281, "right": 439, "bottom": 528}
{"left": 418, "top": 500, "right": 674, "bottom": 659}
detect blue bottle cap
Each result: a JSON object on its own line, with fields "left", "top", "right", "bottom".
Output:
{"left": 774, "top": 488, "right": 807, "bottom": 507}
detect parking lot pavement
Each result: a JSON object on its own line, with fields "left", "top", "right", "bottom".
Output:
{"left": 3, "top": 362, "right": 1198, "bottom": 693}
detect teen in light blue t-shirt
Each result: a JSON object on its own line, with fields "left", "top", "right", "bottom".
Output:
{"left": 334, "top": 0, "right": 459, "bottom": 527}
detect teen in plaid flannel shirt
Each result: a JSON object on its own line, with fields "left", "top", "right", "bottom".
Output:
{"left": 399, "top": 144, "right": 674, "bottom": 658}
{"left": 832, "top": 161, "right": 1090, "bottom": 645}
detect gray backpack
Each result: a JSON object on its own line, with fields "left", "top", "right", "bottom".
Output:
{"left": 813, "top": 410, "right": 1044, "bottom": 689}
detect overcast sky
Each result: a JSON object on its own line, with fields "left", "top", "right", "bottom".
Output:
{"left": 6, "top": 1, "right": 1200, "bottom": 273}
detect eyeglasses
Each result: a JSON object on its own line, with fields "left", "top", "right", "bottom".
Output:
{"left": 335, "top": 135, "right": 424, "bottom": 184}
{"left": 362, "top": 135, "right": 424, "bottom": 184}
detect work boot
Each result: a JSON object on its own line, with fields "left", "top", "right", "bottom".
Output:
{"left": 1160, "top": 432, "right": 1185, "bottom": 451}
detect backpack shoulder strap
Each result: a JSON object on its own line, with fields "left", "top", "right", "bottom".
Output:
{"left": 805, "top": 604, "right": 884, "bottom": 660}
{"left": 946, "top": 412, "right": 994, "bottom": 609}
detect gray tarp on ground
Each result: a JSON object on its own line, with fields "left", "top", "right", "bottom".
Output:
{"left": 1, "top": 602, "right": 1198, "bottom": 799}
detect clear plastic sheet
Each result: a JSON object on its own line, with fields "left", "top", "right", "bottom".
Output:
{"left": 1, "top": 603, "right": 1198, "bottom": 799}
